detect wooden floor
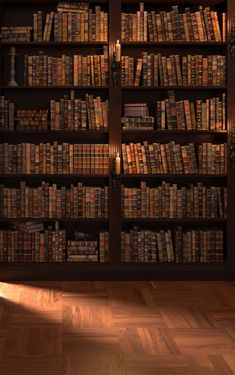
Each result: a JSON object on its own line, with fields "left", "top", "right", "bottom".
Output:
{"left": 1, "top": 281, "right": 235, "bottom": 374}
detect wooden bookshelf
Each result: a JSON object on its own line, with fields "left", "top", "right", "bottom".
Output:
{"left": 0, "top": 0, "right": 234, "bottom": 280}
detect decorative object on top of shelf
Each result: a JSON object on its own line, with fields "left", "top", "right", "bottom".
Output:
{"left": 112, "top": 40, "right": 121, "bottom": 87}
{"left": 7, "top": 47, "right": 18, "bottom": 87}
{"left": 230, "top": 133, "right": 235, "bottom": 168}
{"left": 230, "top": 26, "right": 235, "bottom": 59}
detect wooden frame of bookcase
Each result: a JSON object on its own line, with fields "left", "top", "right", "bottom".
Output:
{"left": 0, "top": 0, "right": 235, "bottom": 281}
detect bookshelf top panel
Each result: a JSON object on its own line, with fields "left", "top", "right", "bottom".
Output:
{"left": 1, "top": 0, "right": 108, "bottom": 4}
{"left": 121, "top": 0, "right": 226, "bottom": 5}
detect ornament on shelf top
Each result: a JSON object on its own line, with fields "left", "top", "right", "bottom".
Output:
{"left": 8, "top": 46, "right": 18, "bottom": 87}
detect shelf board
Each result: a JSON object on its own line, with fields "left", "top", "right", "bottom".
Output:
{"left": 0, "top": 86, "right": 109, "bottom": 90}
{"left": 122, "top": 0, "right": 226, "bottom": 5}
{"left": 122, "top": 41, "right": 227, "bottom": 47}
{"left": 0, "top": 262, "right": 231, "bottom": 282}
{"left": 1, "top": 0, "right": 108, "bottom": 4}
{"left": 122, "top": 218, "right": 227, "bottom": 223}
{"left": 122, "top": 86, "right": 227, "bottom": 90}
{"left": 0, "top": 41, "right": 108, "bottom": 47}
{"left": 0, "top": 174, "right": 109, "bottom": 178}
{"left": 0, "top": 261, "right": 225, "bottom": 266}
{"left": 0, "top": 130, "right": 109, "bottom": 135}
{"left": 121, "top": 174, "right": 227, "bottom": 178}
{"left": 0, "top": 218, "right": 109, "bottom": 222}
{"left": 122, "top": 130, "right": 227, "bottom": 135}
{"left": 1, "top": 86, "right": 226, "bottom": 91}
{"left": 0, "top": 130, "right": 226, "bottom": 135}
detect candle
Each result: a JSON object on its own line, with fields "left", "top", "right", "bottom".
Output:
{"left": 116, "top": 152, "right": 121, "bottom": 175}
{"left": 115, "top": 39, "right": 121, "bottom": 63}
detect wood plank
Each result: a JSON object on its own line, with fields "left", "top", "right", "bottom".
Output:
{"left": 0, "top": 281, "right": 235, "bottom": 374}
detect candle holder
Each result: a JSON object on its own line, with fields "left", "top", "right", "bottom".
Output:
{"left": 111, "top": 51, "right": 120, "bottom": 87}
{"left": 8, "top": 47, "right": 18, "bottom": 87}
{"left": 230, "top": 26, "right": 235, "bottom": 60}
{"left": 230, "top": 133, "right": 235, "bottom": 168}
{"left": 111, "top": 156, "right": 121, "bottom": 193}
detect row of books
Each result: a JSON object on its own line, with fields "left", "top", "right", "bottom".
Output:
{"left": 33, "top": 3, "right": 108, "bottom": 42}
{"left": 51, "top": 94, "right": 109, "bottom": 130}
{"left": 122, "top": 142, "right": 227, "bottom": 175}
{"left": 0, "top": 143, "right": 109, "bottom": 175}
{"left": 121, "top": 4, "right": 226, "bottom": 42}
{"left": 0, "top": 224, "right": 66, "bottom": 262}
{"left": 0, "top": 182, "right": 109, "bottom": 219}
{"left": 24, "top": 47, "right": 109, "bottom": 86}
{"left": 122, "top": 182, "right": 227, "bottom": 219}
{"left": 0, "top": 227, "right": 109, "bottom": 262}
{"left": 0, "top": 26, "right": 32, "bottom": 42}
{"left": 16, "top": 110, "right": 49, "bottom": 131}
{"left": 0, "top": 94, "right": 109, "bottom": 131}
{"left": 121, "top": 54, "right": 226, "bottom": 87}
{"left": 156, "top": 92, "right": 226, "bottom": 131}
{"left": 121, "top": 227, "right": 224, "bottom": 263}
{"left": 0, "top": 93, "right": 227, "bottom": 132}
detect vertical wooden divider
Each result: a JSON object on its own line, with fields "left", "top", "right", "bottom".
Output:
{"left": 227, "top": 0, "right": 235, "bottom": 266}
{"left": 109, "top": 0, "right": 122, "bottom": 265}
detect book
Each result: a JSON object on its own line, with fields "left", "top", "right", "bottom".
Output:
{"left": 12, "top": 221, "right": 44, "bottom": 233}
{"left": 124, "top": 103, "right": 149, "bottom": 117}
{"left": 0, "top": 96, "right": 15, "bottom": 130}
{"left": 16, "top": 110, "right": 49, "bottom": 131}
{"left": 0, "top": 26, "right": 32, "bottom": 41}
{"left": 121, "top": 116, "right": 154, "bottom": 130}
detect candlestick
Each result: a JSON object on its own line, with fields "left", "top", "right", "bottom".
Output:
{"left": 8, "top": 47, "right": 18, "bottom": 87}
{"left": 115, "top": 39, "right": 121, "bottom": 62}
{"left": 116, "top": 152, "right": 121, "bottom": 175}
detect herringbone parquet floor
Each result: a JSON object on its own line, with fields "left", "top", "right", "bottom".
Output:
{"left": 1, "top": 281, "right": 235, "bottom": 374}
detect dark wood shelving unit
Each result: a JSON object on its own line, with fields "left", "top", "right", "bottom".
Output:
{"left": 0, "top": 0, "right": 234, "bottom": 281}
